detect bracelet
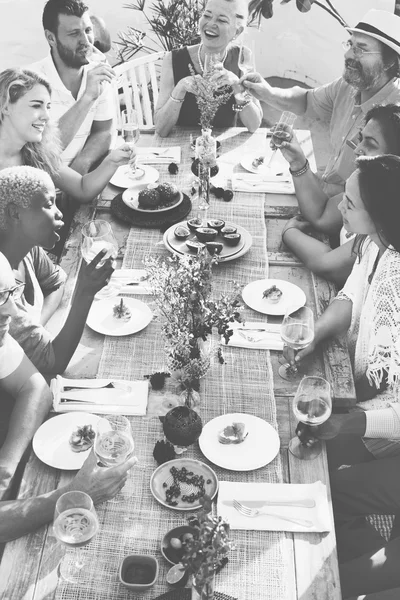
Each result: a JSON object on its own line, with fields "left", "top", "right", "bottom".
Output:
{"left": 232, "top": 98, "right": 252, "bottom": 112}
{"left": 289, "top": 159, "right": 309, "bottom": 177}
{"left": 282, "top": 226, "right": 300, "bottom": 243}
{"left": 170, "top": 93, "right": 184, "bottom": 104}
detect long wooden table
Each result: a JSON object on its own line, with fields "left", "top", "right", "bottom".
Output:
{"left": 0, "top": 127, "right": 354, "bottom": 599}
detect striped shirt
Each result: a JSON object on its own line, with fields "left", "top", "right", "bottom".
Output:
{"left": 28, "top": 54, "right": 114, "bottom": 166}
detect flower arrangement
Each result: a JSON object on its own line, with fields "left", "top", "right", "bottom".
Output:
{"left": 183, "top": 495, "right": 235, "bottom": 599}
{"left": 188, "top": 64, "right": 233, "bottom": 130}
{"left": 145, "top": 250, "right": 242, "bottom": 402}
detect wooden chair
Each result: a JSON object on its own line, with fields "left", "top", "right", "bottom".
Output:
{"left": 113, "top": 51, "right": 166, "bottom": 132}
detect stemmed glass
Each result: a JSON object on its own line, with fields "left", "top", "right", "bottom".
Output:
{"left": 266, "top": 110, "right": 297, "bottom": 171}
{"left": 53, "top": 491, "right": 99, "bottom": 582}
{"left": 289, "top": 376, "right": 332, "bottom": 460}
{"left": 121, "top": 108, "right": 144, "bottom": 180}
{"left": 81, "top": 220, "right": 118, "bottom": 298}
{"left": 204, "top": 51, "right": 226, "bottom": 77}
{"left": 278, "top": 305, "right": 314, "bottom": 380}
{"left": 236, "top": 42, "right": 255, "bottom": 104}
{"left": 94, "top": 415, "right": 135, "bottom": 501}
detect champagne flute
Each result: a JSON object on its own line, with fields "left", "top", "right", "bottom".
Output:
{"left": 203, "top": 51, "right": 226, "bottom": 77}
{"left": 121, "top": 108, "right": 144, "bottom": 180}
{"left": 279, "top": 305, "right": 314, "bottom": 381}
{"left": 94, "top": 415, "right": 135, "bottom": 501}
{"left": 236, "top": 42, "right": 255, "bottom": 104}
{"left": 266, "top": 110, "right": 297, "bottom": 171}
{"left": 53, "top": 491, "right": 99, "bottom": 582}
{"left": 289, "top": 376, "right": 332, "bottom": 460}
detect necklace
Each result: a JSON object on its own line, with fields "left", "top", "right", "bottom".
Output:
{"left": 197, "top": 43, "right": 228, "bottom": 75}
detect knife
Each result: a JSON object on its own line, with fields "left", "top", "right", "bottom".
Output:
{"left": 222, "top": 498, "right": 315, "bottom": 508}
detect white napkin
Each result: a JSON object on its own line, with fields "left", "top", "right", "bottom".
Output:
{"left": 104, "top": 269, "right": 152, "bottom": 296}
{"left": 223, "top": 322, "right": 283, "bottom": 350}
{"left": 232, "top": 173, "right": 295, "bottom": 194}
{"left": 136, "top": 146, "right": 181, "bottom": 164}
{"left": 217, "top": 481, "right": 332, "bottom": 532}
{"left": 51, "top": 376, "right": 149, "bottom": 416}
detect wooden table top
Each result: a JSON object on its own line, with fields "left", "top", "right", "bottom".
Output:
{"left": 0, "top": 127, "right": 352, "bottom": 600}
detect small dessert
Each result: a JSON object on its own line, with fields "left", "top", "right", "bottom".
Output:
{"left": 157, "top": 182, "right": 179, "bottom": 203}
{"left": 138, "top": 187, "right": 161, "bottom": 209}
{"left": 195, "top": 227, "right": 218, "bottom": 243}
{"left": 223, "top": 232, "right": 241, "bottom": 246}
{"left": 174, "top": 225, "right": 190, "bottom": 240}
{"left": 262, "top": 285, "right": 283, "bottom": 304}
{"left": 113, "top": 298, "right": 132, "bottom": 321}
{"left": 217, "top": 422, "right": 248, "bottom": 445}
{"left": 207, "top": 219, "right": 225, "bottom": 232}
{"left": 206, "top": 241, "right": 223, "bottom": 256}
{"left": 186, "top": 239, "right": 205, "bottom": 253}
{"left": 69, "top": 424, "right": 96, "bottom": 453}
{"left": 187, "top": 217, "right": 203, "bottom": 232}
{"left": 252, "top": 156, "right": 265, "bottom": 169}
{"left": 221, "top": 225, "right": 237, "bottom": 235}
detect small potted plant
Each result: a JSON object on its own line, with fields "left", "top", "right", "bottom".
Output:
{"left": 181, "top": 496, "right": 235, "bottom": 600}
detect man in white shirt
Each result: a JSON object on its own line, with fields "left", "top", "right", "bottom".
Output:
{"left": 29, "top": 0, "right": 115, "bottom": 174}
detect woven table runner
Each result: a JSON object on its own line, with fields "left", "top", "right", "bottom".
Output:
{"left": 56, "top": 132, "right": 290, "bottom": 600}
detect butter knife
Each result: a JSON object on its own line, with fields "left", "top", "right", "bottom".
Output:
{"left": 222, "top": 498, "right": 315, "bottom": 508}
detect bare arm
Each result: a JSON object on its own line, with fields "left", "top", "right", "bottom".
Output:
{"left": 0, "top": 452, "right": 137, "bottom": 543}
{"left": 53, "top": 143, "right": 133, "bottom": 203}
{"left": 68, "top": 119, "right": 113, "bottom": 175}
{"left": 282, "top": 222, "right": 355, "bottom": 287}
{"left": 0, "top": 356, "right": 52, "bottom": 478}
{"left": 57, "top": 63, "right": 114, "bottom": 151}
{"left": 40, "top": 286, "right": 64, "bottom": 326}
{"left": 241, "top": 72, "right": 308, "bottom": 115}
{"left": 155, "top": 52, "right": 194, "bottom": 137}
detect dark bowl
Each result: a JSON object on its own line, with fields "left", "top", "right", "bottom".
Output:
{"left": 119, "top": 554, "right": 159, "bottom": 590}
{"left": 223, "top": 232, "right": 241, "bottom": 246}
{"left": 161, "top": 525, "right": 197, "bottom": 565}
{"left": 195, "top": 227, "right": 218, "bottom": 243}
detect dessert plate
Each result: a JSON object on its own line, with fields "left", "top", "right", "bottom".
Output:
{"left": 199, "top": 413, "right": 280, "bottom": 471}
{"left": 163, "top": 221, "right": 252, "bottom": 262}
{"left": 150, "top": 458, "right": 218, "bottom": 511}
{"left": 241, "top": 151, "right": 291, "bottom": 177}
{"left": 33, "top": 412, "right": 101, "bottom": 470}
{"left": 110, "top": 164, "right": 159, "bottom": 189}
{"left": 87, "top": 297, "right": 152, "bottom": 336}
{"left": 122, "top": 189, "right": 183, "bottom": 213}
{"left": 242, "top": 278, "right": 306, "bottom": 316}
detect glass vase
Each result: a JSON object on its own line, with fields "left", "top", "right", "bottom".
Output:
{"left": 195, "top": 129, "right": 217, "bottom": 224}
{"left": 191, "top": 573, "right": 215, "bottom": 600}
{"left": 179, "top": 386, "right": 201, "bottom": 410}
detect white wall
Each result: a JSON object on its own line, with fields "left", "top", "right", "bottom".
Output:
{"left": 0, "top": 0, "right": 396, "bottom": 84}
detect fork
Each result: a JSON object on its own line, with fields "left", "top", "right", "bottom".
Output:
{"left": 233, "top": 499, "right": 313, "bottom": 527}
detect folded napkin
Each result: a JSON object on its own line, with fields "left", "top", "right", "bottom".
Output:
{"left": 95, "top": 269, "right": 151, "bottom": 299}
{"left": 51, "top": 376, "right": 149, "bottom": 416}
{"left": 136, "top": 146, "right": 181, "bottom": 164}
{"left": 232, "top": 173, "right": 295, "bottom": 194}
{"left": 217, "top": 481, "right": 332, "bottom": 533}
{"left": 223, "top": 322, "right": 283, "bottom": 350}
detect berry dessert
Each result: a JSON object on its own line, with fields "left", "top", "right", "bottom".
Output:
{"left": 157, "top": 182, "right": 179, "bottom": 203}
{"left": 113, "top": 298, "right": 132, "bottom": 322}
{"left": 217, "top": 422, "right": 248, "bottom": 445}
{"left": 252, "top": 156, "right": 265, "bottom": 169}
{"left": 69, "top": 424, "right": 96, "bottom": 453}
{"left": 262, "top": 285, "right": 283, "bottom": 304}
{"left": 138, "top": 187, "right": 161, "bottom": 209}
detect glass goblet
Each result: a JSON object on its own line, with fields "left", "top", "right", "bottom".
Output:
{"left": 278, "top": 305, "right": 314, "bottom": 381}
{"left": 53, "top": 491, "right": 99, "bottom": 582}
{"left": 121, "top": 108, "right": 145, "bottom": 180}
{"left": 288, "top": 376, "right": 332, "bottom": 460}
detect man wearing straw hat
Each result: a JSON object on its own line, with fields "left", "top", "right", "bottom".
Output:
{"left": 242, "top": 9, "right": 400, "bottom": 197}
{"left": 28, "top": 0, "right": 115, "bottom": 173}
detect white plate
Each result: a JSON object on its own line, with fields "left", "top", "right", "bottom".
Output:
{"left": 110, "top": 164, "right": 159, "bottom": 189}
{"left": 199, "top": 413, "right": 280, "bottom": 471}
{"left": 122, "top": 189, "right": 183, "bottom": 213}
{"left": 242, "top": 279, "right": 306, "bottom": 316}
{"left": 87, "top": 297, "right": 153, "bottom": 336}
{"left": 241, "top": 152, "right": 291, "bottom": 177}
{"left": 33, "top": 412, "right": 101, "bottom": 470}
{"left": 163, "top": 221, "right": 252, "bottom": 263}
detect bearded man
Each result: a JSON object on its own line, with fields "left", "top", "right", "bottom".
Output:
{"left": 28, "top": 0, "right": 115, "bottom": 174}
{"left": 242, "top": 9, "right": 400, "bottom": 198}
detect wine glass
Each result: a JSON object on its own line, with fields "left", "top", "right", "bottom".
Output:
{"left": 236, "top": 42, "right": 255, "bottom": 103}
{"left": 53, "top": 491, "right": 99, "bottom": 582}
{"left": 94, "top": 415, "right": 135, "bottom": 501}
{"left": 204, "top": 51, "right": 226, "bottom": 77}
{"left": 81, "top": 220, "right": 118, "bottom": 297}
{"left": 121, "top": 108, "right": 144, "bottom": 180}
{"left": 278, "top": 305, "right": 314, "bottom": 381}
{"left": 289, "top": 376, "right": 332, "bottom": 460}
{"left": 266, "top": 110, "right": 297, "bottom": 171}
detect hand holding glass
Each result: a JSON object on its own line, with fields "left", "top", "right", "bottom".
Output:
{"left": 279, "top": 305, "right": 314, "bottom": 380}
{"left": 53, "top": 490, "right": 99, "bottom": 582}
{"left": 81, "top": 220, "right": 118, "bottom": 267}
{"left": 289, "top": 376, "right": 332, "bottom": 460}
{"left": 266, "top": 111, "right": 297, "bottom": 170}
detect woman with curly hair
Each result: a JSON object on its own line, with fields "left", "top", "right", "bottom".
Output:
{"left": 0, "top": 67, "right": 132, "bottom": 201}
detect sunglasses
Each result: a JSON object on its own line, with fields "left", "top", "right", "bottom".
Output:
{"left": 0, "top": 282, "right": 25, "bottom": 307}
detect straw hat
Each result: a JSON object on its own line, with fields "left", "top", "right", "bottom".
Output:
{"left": 346, "top": 9, "right": 400, "bottom": 56}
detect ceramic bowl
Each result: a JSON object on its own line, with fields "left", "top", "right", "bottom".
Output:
{"left": 119, "top": 554, "right": 159, "bottom": 590}
{"left": 161, "top": 525, "right": 197, "bottom": 565}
